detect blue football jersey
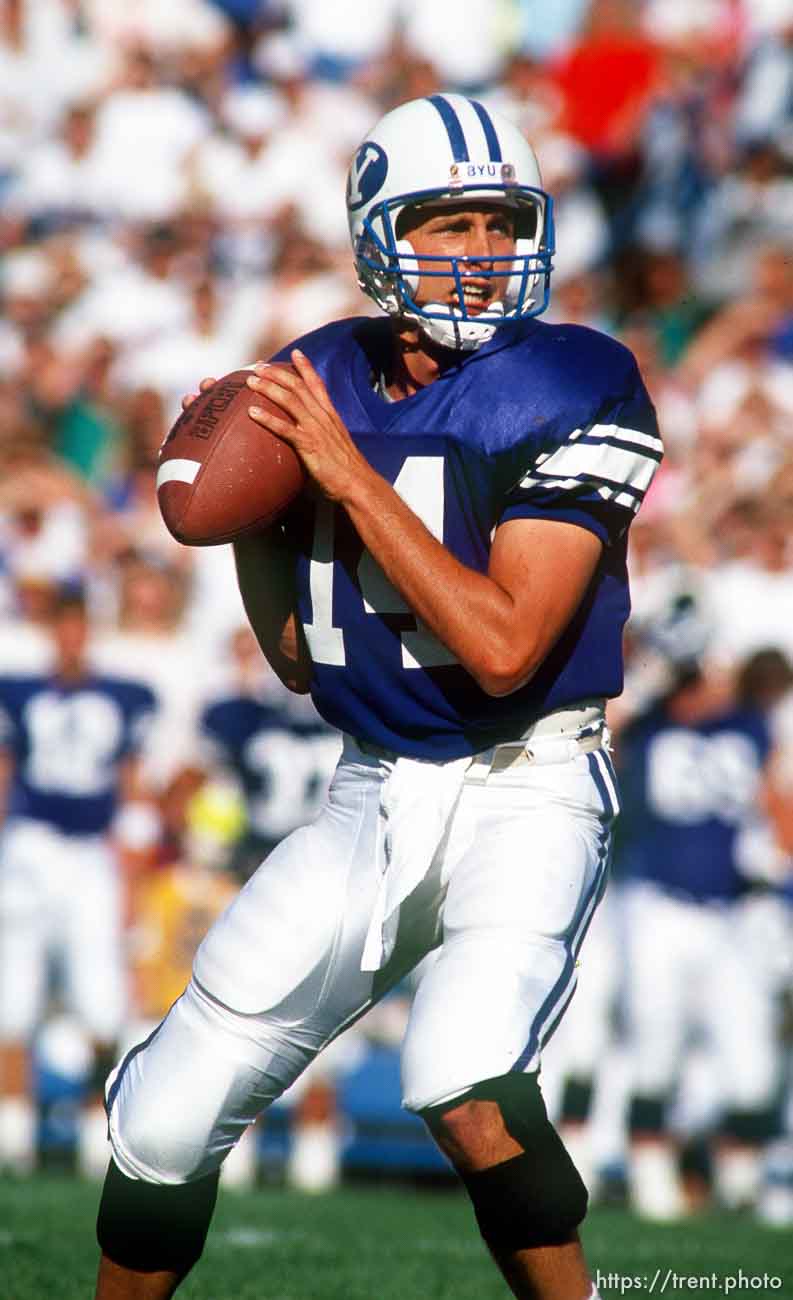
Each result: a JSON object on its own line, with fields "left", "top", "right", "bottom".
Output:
{"left": 0, "top": 673, "right": 157, "bottom": 834}
{"left": 274, "top": 316, "right": 662, "bottom": 759}
{"left": 200, "top": 693, "right": 341, "bottom": 841}
{"left": 614, "top": 704, "right": 772, "bottom": 902}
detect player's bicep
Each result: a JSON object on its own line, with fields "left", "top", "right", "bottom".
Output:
{"left": 488, "top": 516, "right": 603, "bottom": 678}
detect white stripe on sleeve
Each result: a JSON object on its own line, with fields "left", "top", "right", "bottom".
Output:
{"left": 517, "top": 422, "right": 662, "bottom": 510}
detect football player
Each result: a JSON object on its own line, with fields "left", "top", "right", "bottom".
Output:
{"left": 198, "top": 624, "right": 342, "bottom": 884}
{"left": 95, "top": 95, "right": 661, "bottom": 1300}
{"left": 617, "top": 614, "right": 788, "bottom": 1220}
{"left": 0, "top": 586, "right": 157, "bottom": 1178}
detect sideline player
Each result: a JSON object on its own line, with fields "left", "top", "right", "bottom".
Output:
{"left": 199, "top": 624, "right": 342, "bottom": 884}
{"left": 0, "top": 586, "right": 157, "bottom": 1177}
{"left": 618, "top": 622, "right": 787, "bottom": 1220}
{"left": 94, "top": 95, "right": 661, "bottom": 1300}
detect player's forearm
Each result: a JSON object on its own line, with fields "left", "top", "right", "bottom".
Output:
{"left": 233, "top": 529, "right": 312, "bottom": 694}
{"left": 341, "top": 469, "right": 532, "bottom": 696}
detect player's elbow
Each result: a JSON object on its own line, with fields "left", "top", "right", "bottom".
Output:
{"left": 472, "top": 645, "right": 538, "bottom": 698}
{"left": 283, "top": 675, "right": 311, "bottom": 695}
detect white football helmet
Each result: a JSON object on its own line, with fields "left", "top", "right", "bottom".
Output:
{"left": 346, "top": 94, "right": 554, "bottom": 352}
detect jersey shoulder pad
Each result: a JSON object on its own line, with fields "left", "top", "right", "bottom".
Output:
{"left": 271, "top": 316, "right": 385, "bottom": 371}
{"left": 95, "top": 674, "right": 158, "bottom": 714}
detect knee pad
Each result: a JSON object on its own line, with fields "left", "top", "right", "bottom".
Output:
{"left": 459, "top": 1073, "right": 588, "bottom": 1252}
{"left": 97, "top": 1158, "right": 219, "bottom": 1274}
{"left": 628, "top": 1094, "right": 667, "bottom": 1136}
{"left": 560, "top": 1075, "right": 594, "bottom": 1124}
{"left": 721, "top": 1106, "right": 778, "bottom": 1144}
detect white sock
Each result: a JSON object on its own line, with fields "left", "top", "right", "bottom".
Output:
{"left": 714, "top": 1145, "right": 761, "bottom": 1210}
{"left": 0, "top": 1096, "right": 37, "bottom": 1173}
{"left": 287, "top": 1121, "right": 340, "bottom": 1194}
{"left": 629, "top": 1142, "right": 687, "bottom": 1220}
{"left": 221, "top": 1125, "right": 259, "bottom": 1190}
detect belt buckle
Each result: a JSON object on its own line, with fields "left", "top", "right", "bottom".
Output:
{"left": 489, "top": 742, "right": 532, "bottom": 775}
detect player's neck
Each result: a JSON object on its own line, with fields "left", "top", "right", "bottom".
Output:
{"left": 386, "top": 322, "right": 461, "bottom": 399}
{"left": 54, "top": 660, "right": 87, "bottom": 686}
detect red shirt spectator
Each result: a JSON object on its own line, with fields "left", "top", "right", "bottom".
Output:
{"left": 552, "top": 10, "right": 661, "bottom": 158}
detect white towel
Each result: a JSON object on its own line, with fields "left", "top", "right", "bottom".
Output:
{"left": 360, "top": 753, "right": 470, "bottom": 972}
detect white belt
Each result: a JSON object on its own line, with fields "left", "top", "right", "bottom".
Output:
{"left": 352, "top": 700, "right": 607, "bottom": 767}
{"left": 466, "top": 700, "right": 607, "bottom": 783}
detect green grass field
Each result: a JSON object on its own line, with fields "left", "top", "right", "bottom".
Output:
{"left": 1, "top": 1176, "right": 790, "bottom": 1300}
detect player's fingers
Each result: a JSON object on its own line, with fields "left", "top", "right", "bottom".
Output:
{"left": 248, "top": 401, "right": 300, "bottom": 444}
{"left": 247, "top": 375, "right": 315, "bottom": 429}
{"left": 181, "top": 376, "right": 217, "bottom": 409}
{"left": 290, "top": 349, "right": 339, "bottom": 419}
{"left": 253, "top": 355, "right": 332, "bottom": 427}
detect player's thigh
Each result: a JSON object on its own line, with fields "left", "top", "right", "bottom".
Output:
{"left": 401, "top": 760, "right": 613, "bottom": 1112}
{"left": 0, "top": 822, "right": 52, "bottom": 1039}
{"left": 621, "top": 885, "right": 704, "bottom": 1093}
{"left": 64, "top": 838, "right": 127, "bottom": 1042}
{"left": 546, "top": 891, "right": 620, "bottom": 1079}
{"left": 621, "top": 884, "right": 693, "bottom": 1032}
{"left": 705, "top": 905, "right": 779, "bottom": 1108}
{"left": 108, "top": 761, "right": 403, "bottom": 1181}
{"left": 193, "top": 758, "right": 381, "bottom": 1021}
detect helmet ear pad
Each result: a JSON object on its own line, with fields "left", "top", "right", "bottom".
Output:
{"left": 505, "top": 236, "right": 538, "bottom": 309}
{"left": 395, "top": 239, "right": 420, "bottom": 297}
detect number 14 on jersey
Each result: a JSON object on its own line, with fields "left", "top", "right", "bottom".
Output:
{"left": 303, "top": 456, "right": 457, "bottom": 671}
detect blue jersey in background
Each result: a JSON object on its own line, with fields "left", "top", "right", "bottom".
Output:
{"left": 615, "top": 704, "right": 772, "bottom": 903}
{"left": 0, "top": 674, "right": 156, "bottom": 835}
{"left": 200, "top": 691, "right": 341, "bottom": 843}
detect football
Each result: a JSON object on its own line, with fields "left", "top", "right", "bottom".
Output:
{"left": 156, "top": 364, "right": 306, "bottom": 545}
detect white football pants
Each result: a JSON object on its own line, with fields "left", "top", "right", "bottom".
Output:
{"left": 623, "top": 880, "right": 780, "bottom": 1111}
{"left": 107, "top": 731, "right": 618, "bottom": 1184}
{"left": 0, "top": 818, "right": 126, "bottom": 1043}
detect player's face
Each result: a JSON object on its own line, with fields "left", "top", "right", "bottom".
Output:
{"left": 400, "top": 202, "right": 517, "bottom": 314}
{"left": 52, "top": 607, "right": 88, "bottom": 671}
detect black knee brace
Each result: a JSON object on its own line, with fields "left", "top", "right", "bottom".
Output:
{"left": 560, "top": 1074, "right": 594, "bottom": 1125}
{"left": 97, "top": 1159, "right": 220, "bottom": 1274}
{"left": 628, "top": 1094, "right": 667, "bottom": 1136}
{"left": 721, "top": 1106, "right": 778, "bottom": 1144}
{"left": 460, "top": 1073, "right": 588, "bottom": 1253}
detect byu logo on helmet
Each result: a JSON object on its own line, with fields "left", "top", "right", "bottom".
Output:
{"left": 347, "top": 142, "right": 388, "bottom": 211}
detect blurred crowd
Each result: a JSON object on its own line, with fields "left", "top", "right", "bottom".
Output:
{"left": 1, "top": 0, "right": 793, "bottom": 1218}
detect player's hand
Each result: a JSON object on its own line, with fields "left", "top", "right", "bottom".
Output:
{"left": 180, "top": 359, "right": 270, "bottom": 409}
{"left": 181, "top": 376, "right": 217, "bottom": 410}
{"left": 246, "top": 351, "right": 372, "bottom": 503}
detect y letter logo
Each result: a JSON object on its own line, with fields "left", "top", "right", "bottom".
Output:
{"left": 347, "top": 143, "right": 388, "bottom": 210}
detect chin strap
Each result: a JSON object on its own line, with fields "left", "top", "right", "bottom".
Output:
{"left": 409, "top": 300, "right": 505, "bottom": 352}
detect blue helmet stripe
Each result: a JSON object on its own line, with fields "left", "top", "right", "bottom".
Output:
{"left": 428, "top": 95, "right": 469, "bottom": 162}
{"left": 469, "top": 99, "right": 502, "bottom": 161}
